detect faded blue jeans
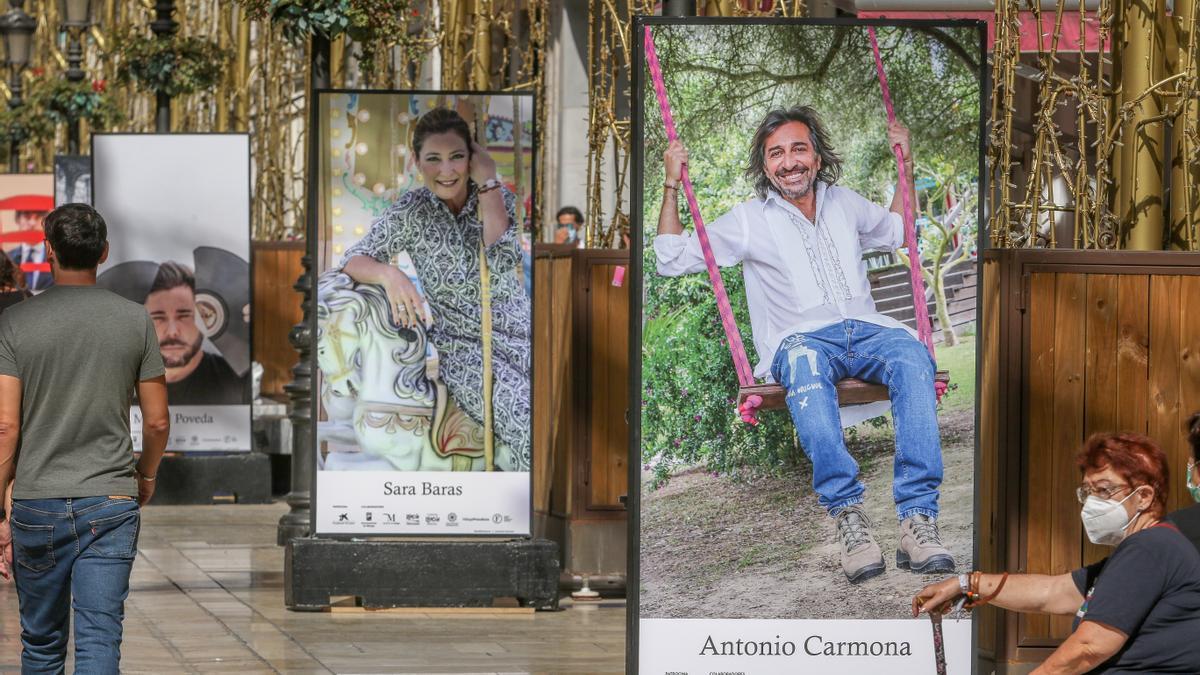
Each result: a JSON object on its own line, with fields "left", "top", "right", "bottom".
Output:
{"left": 10, "top": 496, "right": 140, "bottom": 675}
{"left": 770, "top": 320, "right": 943, "bottom": 521}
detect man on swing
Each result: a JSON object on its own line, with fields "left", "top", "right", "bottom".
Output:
{"left": 654, "top": 106, "right": 954, "bottom": 583}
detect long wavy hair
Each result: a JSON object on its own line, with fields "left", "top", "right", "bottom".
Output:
{"left": 744, "top": 106, "right": 843, "bottom": 199}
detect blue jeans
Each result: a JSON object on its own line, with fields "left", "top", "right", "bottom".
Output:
{"left": 9, "top": 497, "right": 140, "bottom": 675}
{"left": 770, "top": 320, "right": 943, "bottom": 521}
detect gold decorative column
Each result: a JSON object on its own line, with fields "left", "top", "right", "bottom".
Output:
{"left": 1116, "top": 0, "right": 1168, "bottom": 249}
{"left": 1171, "top": 0, "right": 1199, "bottom": 249}
{"left": 471, "top": 0, "right": 492, "bottom": 89}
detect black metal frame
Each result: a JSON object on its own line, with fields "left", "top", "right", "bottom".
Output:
{"left": 89, "top": 131, "right": 255, "bottom": 456}
{"left": 627, "top": 16, "right": 989, "bottom": 673}
{"left": 306, "top": 88, "right": 539, "bottom": 540}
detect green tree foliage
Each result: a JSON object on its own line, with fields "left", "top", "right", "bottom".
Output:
{"left": 112, "top": 34, "right": 230, "bottom": 97}
{"left": 236, "top": 0, "right": 423, "bottom": 74}
{"left": 30, "top": 77, "right": 123, "bottom": 132}
{"left": 640, "top": 23, "right": 980, "bottom": 481}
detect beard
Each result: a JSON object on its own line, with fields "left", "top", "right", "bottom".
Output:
{"left": 771, "top": 166, "right": 816, "bottom": 200}
{"left": 160, "top": 334, "right": 203, "bottom": 368}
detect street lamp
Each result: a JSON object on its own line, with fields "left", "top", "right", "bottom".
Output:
{"left": 57, "top": 0, "right": 93, "bottom": 154}
{"left": 0, "top": 0, "right": 36, "bottom": 172}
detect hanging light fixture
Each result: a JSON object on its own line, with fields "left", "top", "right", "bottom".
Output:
{"left": 56, "top": 0, "right": 93, "bottom": 28}
{"left": 0, "top": 1, "right": 37, "bottom": 74}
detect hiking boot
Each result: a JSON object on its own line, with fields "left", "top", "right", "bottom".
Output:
{"left": 897, "top": 513, "right": 956, "bottom": 574}
{"left": 834, "top": 505, "right": 886, "bottom": 583}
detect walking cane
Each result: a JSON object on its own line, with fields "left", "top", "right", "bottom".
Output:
{"left": 929, "top": 610, "right": 947, "bottom": 675}
{"left": 925, "top": 594, "right": 964, "bottom": 675}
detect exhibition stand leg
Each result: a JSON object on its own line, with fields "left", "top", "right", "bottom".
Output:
{"left": 150, "top": 452, "right": 273, "bottom": 505}
{"left": 285, "top": 538, "right": 561, "bottom": 611}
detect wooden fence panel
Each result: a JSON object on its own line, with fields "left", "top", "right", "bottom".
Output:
{"left": 1048, "top": 273, "right": 1086, "bottom": 638}
{"left": 532, "top": 249, "right": 574, "bottom": 517}
{"left": 986, "top": 251, "right": 1200, "bottom": 667}
{"left": 252, "top": 241, "right": 304, "bottom": 399}
{"left": 572, "top": 250, "right": 630, "bottom": 518}
{"left": 977, "top": 259, "right": 1000, "bottom": 658}
{"left": 1180, "top": 276, "right": 1200, "bottom": 514}
{"left": 1021, "top": 272, "right": 1057, "bottom": 644}
{"left": 1082, "top": 275, "right": 1118, "bottom": 565}
{"left": 1149, "top": 276, "right": 1183, "bottom": 498}
{"left": 1115, "top": 275, "right": 1150, "bottom": 434}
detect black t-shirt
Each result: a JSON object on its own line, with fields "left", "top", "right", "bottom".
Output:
{"left": 166, "top": 352, "right": 249, "bottom": 405}
{"left": 1166, "top": 504, "right": 1200, "bottom": 556}
{"left": 1070, "top": 524, "right": 1200, "bottom": 674}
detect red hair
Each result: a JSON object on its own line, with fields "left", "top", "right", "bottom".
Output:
{"left": 1077, "top": 432, "right": 1168, "bottom": 517}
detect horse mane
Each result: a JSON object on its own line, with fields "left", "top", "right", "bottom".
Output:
{"left": 317, "top": 270, "right": 434, "bottom": 403}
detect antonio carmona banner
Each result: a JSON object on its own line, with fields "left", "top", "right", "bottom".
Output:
{"left": 631, "top": 18, "right": 985, "bottom": 673}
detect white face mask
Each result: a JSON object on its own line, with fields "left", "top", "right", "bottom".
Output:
{"left": 1080, "top": 488, "right": 1144, "bottom": 546}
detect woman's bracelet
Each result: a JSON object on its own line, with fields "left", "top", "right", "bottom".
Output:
{"left": 136, "top": 468, "right": 157, "bottom": 482}
{"left": 478, "top": 178, "right": 502, "bottom": 194}
{"left": 964, "top": 571, "right": 1009, "bottom": 609}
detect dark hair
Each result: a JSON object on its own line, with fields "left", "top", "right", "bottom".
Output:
{"left": 44, "top": 203, "right": 108, "bottom": 270}
{"left": 556, "top": 206, "right": 584, "bottom": 226}
{"left": 0, "top": 252, "right": 23, "bottom": 291}
{"left": 149, "top": 261, "right": 195, "bottom": 295}
{"left": 745, "top": 106, "right": 843, "bottom": 199}
{"left": 1077, "top": 432, "right": 1169, "bottom": 518}
{"left": 411, "top": 108, "right": 473, "bottom": 159}
{"left": 1188, "top": 411, "right": 1200, "bottom": 462}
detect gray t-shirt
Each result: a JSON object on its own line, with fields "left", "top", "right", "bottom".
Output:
{"left": 0, "top": 285, "right": 164, "bottom": 499}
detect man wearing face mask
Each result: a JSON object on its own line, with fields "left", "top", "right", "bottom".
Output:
{"left": 914, "top": 432, "right": 1200, "bottom": 674}
{"left": 1167, "top": 411, "right": 1200, "bottom": 553}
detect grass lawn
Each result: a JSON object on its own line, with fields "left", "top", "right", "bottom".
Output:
{"left": 934, "top": 332, "right": 977, "bottom": 413}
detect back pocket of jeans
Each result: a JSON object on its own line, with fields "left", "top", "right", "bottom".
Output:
{"left": 88, "top": 509, "right": 140, "bottom": 559}
{"left": 11, "top": 520, "right": 55, "bottom": 573}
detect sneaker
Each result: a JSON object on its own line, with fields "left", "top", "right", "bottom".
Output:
{"left": 834, "top": 505, "right": 886, "bottom": 583}
{"left": 897, "top": 514, "right": 956, "bottom": 574}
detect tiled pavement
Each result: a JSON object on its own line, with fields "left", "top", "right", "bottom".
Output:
{"left": 0, "top": 504, "right": 625, "bottom": 674}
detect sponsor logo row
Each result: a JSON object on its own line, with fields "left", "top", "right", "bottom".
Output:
{"left": 330, "top": 511, "right": 516, "bottom": 527}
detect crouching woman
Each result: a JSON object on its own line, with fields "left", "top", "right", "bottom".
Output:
{"left": 914, "top": 432, "right": 1200, "bottom": 674}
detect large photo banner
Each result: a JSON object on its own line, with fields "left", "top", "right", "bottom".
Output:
{"left": 632, "top": 19, "right": 984, "bottom": 674}
{"left": 313, "top": 90, "right": 535, "bottom": 536}
{"left": 92, "top": 133, "right": 253, "bottom": 453}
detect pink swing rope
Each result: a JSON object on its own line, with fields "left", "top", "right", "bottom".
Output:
{"left": 644, "top": 27, "right": 760, "bottom": 423}
{"left": 867, "top": 28, "right": 944, "bottom": 399}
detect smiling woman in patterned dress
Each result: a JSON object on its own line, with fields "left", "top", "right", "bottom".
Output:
{"left": 339, "top": 107, "right": 531, "bottom": 472}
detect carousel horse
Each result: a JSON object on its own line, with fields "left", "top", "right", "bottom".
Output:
{"left": 316, "top": 268, "right": 512, "bottom": 471}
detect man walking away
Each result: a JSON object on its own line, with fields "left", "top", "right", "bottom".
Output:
{"left": 0, "top": 203, "right": 170, "bottom": 674}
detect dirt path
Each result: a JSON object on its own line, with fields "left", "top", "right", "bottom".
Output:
{"left": 639, "top": 409, "right": 975, "bottom": 620}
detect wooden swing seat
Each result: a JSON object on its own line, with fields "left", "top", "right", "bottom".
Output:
{"left": 738, "top": 370, "right": 950, "bottom": 411}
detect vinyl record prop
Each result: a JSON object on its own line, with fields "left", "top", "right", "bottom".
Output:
{"left": 192, "top": 246, "right": 251, "bottom": 377}
{"left": 96, "top": 260, "right": 160, "bottom": 303}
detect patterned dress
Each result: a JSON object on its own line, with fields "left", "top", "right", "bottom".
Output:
{"left": 341, "top": 184, "right": 531, "bottom": 471}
